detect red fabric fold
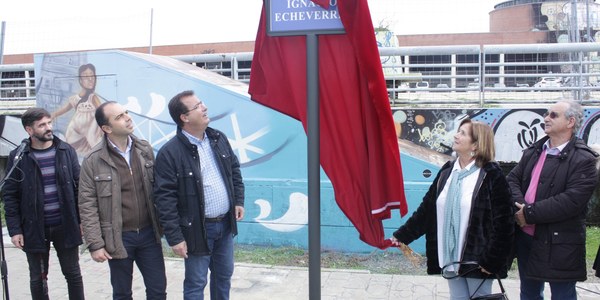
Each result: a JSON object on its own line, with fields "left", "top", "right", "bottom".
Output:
{"left": 249, "top": 0, "right": 406, "bottom": 249}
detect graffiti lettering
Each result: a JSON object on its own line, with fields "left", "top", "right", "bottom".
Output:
{"left": 517, "top": 118, "right": 542, "bottom": 149}
{"left": 431, "top": 110, "right": 456, "bottom": 121}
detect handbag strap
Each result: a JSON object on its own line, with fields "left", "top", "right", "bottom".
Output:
{"left": 441, "top": 261, "right": 479, "bottom": 279}
{"left": 470, "top": 274, "right": 506, "bottom": 299}
{"left": 442, "top": 261, "right": 507, "bottom": 298}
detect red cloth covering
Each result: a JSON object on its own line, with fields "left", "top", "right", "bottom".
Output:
{"left": 248, "top": 0, "right": 406, "bottom": 249}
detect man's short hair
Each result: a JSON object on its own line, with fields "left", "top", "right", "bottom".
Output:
{"left": 562, "top": 100, "right": 584, "bottom": 134}
{"left": 95, "top": 101, "right": 118, "bottom": 128}
{"left": 168, "top": 90, "right": 195, "bottom": 127}
{"left": 21, "top": 107, "right": 51, "bottom": 128}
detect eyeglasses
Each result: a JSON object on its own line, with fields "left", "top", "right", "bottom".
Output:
{"left": 183, "top": 102, "right": 202, "bottom": 114}
{"left": 543, "top": 111, "right": 560, "bottom": 119}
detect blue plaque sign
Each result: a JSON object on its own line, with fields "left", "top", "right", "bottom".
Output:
{"left": 266, "top": 0, "right": 345, "bottom": 36}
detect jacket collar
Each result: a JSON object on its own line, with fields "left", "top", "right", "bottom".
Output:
{"left": 24, "top": 135, "right": 66, "bottom": 153}
{"left": 94, "top": 134, "right": 149, "bottom": 166}
{"left": 529, "top": 135, "right": 581, "bottom": 159}
{"left": 176, "top": 127, "right": 219, "bottom": 148}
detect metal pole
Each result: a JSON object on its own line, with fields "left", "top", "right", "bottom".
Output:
{"left": 0, "top": 21, "right": 6, "bottom": 65}
{"left": 149, "top": 8, "right": 154, "bottom": 54}
{"left": 306, "top": 33, "right": 321, "bottom": 300}
{"left": 586, "top": 0, "right": 591, "bottom": 42}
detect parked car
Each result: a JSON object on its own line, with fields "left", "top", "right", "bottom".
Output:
{"left": 515, "top": 83, "right": 531, "bottom": 92}
{"left": 416, "top": 81, "right": 429, "bottom": 88}
{"left": 415, "top": 81, "right": 429, "bottom": 92}
{"left": 493, "top": 83, "right": 506, "bottom": 91}
{"left": 431, "top": 83, "right": 450, "bottom": 92}
{"left": 396, "top": 82, "right": 410, "bottom": 93}
{"left": 533, "top": 77, "right": 562, "bottom": 89}
{"left": 466, "top": 82, "right": 480, "bottom": 92}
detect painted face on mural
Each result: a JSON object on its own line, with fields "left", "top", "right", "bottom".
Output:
{"left": 452, "top": 122, "right": 476, "bottom": 157}
{"left": 543, "top": 102, "right": 572, "bottom": 137}
{"left": 79, "top": 67, "right": 96, "bottom": 91}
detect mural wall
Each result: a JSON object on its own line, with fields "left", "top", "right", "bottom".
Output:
{"left": 392, "top": 107, "right": 600, "bottom": 162}
{"left": 33, "top": 50, "right": 600, "bottom": 254}
{"left": 35, "top": 50, "right": 406, "bottom": 253}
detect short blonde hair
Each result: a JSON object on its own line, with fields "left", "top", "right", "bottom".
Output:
{"left": 460, "top": 118, "right": 495, "bottom": 167}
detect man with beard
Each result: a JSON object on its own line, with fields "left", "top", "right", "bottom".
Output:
{"left": 3, "top": 107, "right": 85, "bottom": 299}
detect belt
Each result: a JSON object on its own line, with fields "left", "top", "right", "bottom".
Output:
{"left": 205, "top": 214, "right": 227, "bottom": 223}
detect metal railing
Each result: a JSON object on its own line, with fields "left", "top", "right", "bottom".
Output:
{"left": 2, "top": 42, "right": 600, "bottom": 113}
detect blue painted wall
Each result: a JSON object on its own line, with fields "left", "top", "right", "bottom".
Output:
{"left": 34, "top": 50, "right": 600, "bottom": 254}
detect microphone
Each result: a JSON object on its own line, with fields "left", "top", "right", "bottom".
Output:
{"left": 13, "top": 138, "right": 30, "bottom": 160}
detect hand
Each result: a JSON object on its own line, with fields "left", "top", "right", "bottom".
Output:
{"left": 514, "top": 202, "right": 528, "bottom": 227}
{"left": 235, "top": 206, "right": 245, "bottom": 221}
{"left": 172, "top": 241, "right": 188, "bottom": 259}
{"left": 90, "top": 248, "right": 112, "bottom": 263}
{"left": 11, "top": 234, "right": 24, "bottom": 249}
{"left": 480, "top": 266, "right": 492, "bottom": 275}
{"left": 389, "top": 236, "right": 400, "bottom": 246}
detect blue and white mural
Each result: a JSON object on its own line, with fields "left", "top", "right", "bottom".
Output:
{"left": 33, "top": 50, "right": 600, "bottom": 254}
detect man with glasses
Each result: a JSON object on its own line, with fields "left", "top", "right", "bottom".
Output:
{"left": 154, "top": 90, "right": 245, "bottom": 300}
{"left": 508, "top": 100, "right": 598, "bottom": 299}
{"left": 79, "top": 101, "right": 167, "bottom": 299}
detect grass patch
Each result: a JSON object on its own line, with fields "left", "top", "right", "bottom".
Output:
{"left": 233, "top": 244, "right": 426, "bottom": 275}
{"left": 235, "top": 245, "right": 306, "bottom": 266}
{"left": 587, "top": 226, "right": 600, "bottom": 262}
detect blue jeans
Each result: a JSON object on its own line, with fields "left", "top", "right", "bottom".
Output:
{"left": 516, "top": 229, "right": 577, "bottom": 300}
{"left": 447, "top": 276, "right": 493, "bottom": 300}
{"left": 107, "top": 226, "right": 167, "bottom": 300}
{"left": 25, "top": 224, "right": 84, "bottom": 300}
{"left": 183, "top": 216, "right": 234, "bottom": 300}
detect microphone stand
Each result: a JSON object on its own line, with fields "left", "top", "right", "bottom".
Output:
{"left": 0, "top": 149, "right": 26, "bottom": 300}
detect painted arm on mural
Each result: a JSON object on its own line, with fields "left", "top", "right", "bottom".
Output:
{"left": 51, "top": 98, "right": 75, "bottom": 120}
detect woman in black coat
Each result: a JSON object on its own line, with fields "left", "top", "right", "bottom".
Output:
{"left": 390, "top": 119, "right": 514, "bottom": 300}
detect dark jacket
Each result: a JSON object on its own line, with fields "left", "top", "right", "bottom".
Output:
{"left": 3, "top": 136, "right": 82, "bottom": 253}
{"left": 507, "top": 136, "right": 598, "bottom": 282}
{"left": 153, "top": 127, "right": 244, "bottom": 255}
{"left": 79, "top": 135, "right": 162, "bottom": 259}
{"left": 393, "top": 160, "right": 514, "bottom": 278}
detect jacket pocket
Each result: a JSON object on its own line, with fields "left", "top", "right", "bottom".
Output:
{"left": 94, "top": 173, "right": 113, "bottom": 197}
{"left": 145, "top": 160, "right": 155, "bottom": 183}
{"left": 179, "top": 217, "right": 195, "bottom": 252}
{"left": 101, "top": 222, "right": 116, "bottom": 253}
{"left": 94, "top": 173, "right": 113, "bottom": 222}
{"left": 550, "top": 231, "right": 585, "bottom": 271}
{"left": 181, "top": 168, "right": 197, "bottom": 196}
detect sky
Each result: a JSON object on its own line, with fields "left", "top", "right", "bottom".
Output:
{"left": 0, "top": 0, "right": 500, "bottom": 55}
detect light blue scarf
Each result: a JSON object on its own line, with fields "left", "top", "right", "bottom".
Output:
{"left": 443, "top": 165, "right": 480, "bottom": 268}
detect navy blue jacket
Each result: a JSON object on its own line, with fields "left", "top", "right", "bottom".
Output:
{"left": 153, "top": 127, "right": 244, "bottom": 255}
{"left": 3, "top": 136, "right": 82, "bottom": 253}
{"left": 393, "top": 160, "right": 514, "bottom": 278}
{"left": 507, "top": 136, "right": 598, "bottom": 282}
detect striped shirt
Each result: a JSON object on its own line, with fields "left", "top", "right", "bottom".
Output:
{"left": 32, "top": 146, "right": 61, "bottom": 226}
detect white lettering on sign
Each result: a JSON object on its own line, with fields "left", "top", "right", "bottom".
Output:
{"left": 286, "top": 0, "right": 338, "bottom": 10}
{"left": 273, "top": 10, "right": 339, "bottom": 22}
